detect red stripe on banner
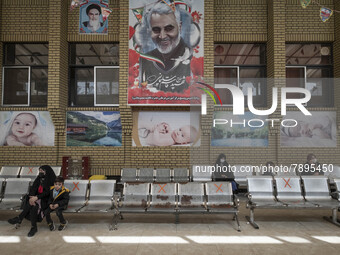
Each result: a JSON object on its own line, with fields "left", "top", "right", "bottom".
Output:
{"left": 196, "top": 82, "right": 223, "bottom": 106}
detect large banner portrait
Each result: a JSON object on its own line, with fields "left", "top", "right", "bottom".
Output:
{"left": 281, "top": 111, "right": 336, "bottom": 147}
{"left": 0, "top": 111, "right": 55, "bottom": 146}
{"left": 79, "top": 0, "right": 110, "bottom": 34}
{"left": 128, "top": 0, "right": 204, "bottom": 105}
{"left": 132, "top": 111, "right": 201, "bottom": 146}
{"left": 211, "top": 111, "right": 269, "bottom": 147}
{"left": 67, "top": 111, "right": 122, "bottom": 146}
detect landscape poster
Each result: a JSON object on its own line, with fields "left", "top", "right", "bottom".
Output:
{"left": 66, "top": 111, "right": 122, "bottom": 146}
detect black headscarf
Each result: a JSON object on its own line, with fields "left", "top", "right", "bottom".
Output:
{"left": 215, "top": 153, "right": 228, "bottom": 167}
{"left": 39, "top": 165, "right": 56, "bottom": 189}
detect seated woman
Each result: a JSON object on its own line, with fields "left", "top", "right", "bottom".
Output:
{"left": 300, "top": 153, "right": 324, "bottom": 176}
{"left": 212, "top": 154, "right": 238, "bottom": 192}
{"left": 8, "top": 165, "right": 56, "bottom": 237}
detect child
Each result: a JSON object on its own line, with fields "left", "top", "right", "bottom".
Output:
{"left": 45, "top": 176, "right": 70, "bottom": 231}
{"left": 140, "top": 122, "right": 198, "bottom": 146}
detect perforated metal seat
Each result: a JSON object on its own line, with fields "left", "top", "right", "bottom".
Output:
{"left": 119, "top": 183, "right": 150, "bottom": 213}
{"left": 173, "top": 168, "right": 189, "bottom": 183}
{"left": 155, "top": 168, "right": 171, "bottom": 183}
{"left": 178, "top": 182, "right": 206, "bottom": 212}
{"left": 79, "top": 180, "right": 116, "bottom": 212}
{"left": 0, "top": 166, "right": 21, "bottom": 179}
{"left": 247, "top": 176, "right": 282, "bottom": 207}
{"left": 64, "top": 180, "right": 89, "bottom": 212}
{"left": 192, "top": 165, "right": 212, "bottom": 182}
{"left": 0, "top": 178, "right": 31, "bottom": 210}
{"left": 274, "top": 176, "right": 314, "bottom": 207}
{"left": 138, "top": 168, "right": 154, "bottom": 183}
{"left": 51, "top": 166, "right": 62, "bottom": 176}
{"left": 206, "top": 182, "right": 237, "bottom": 212}
{"left": 148, "top": 183, "right": 177, "bottom": 212}
{"left": 302, "top": 176, "right": 339, "bottom": 208}
{"left": 20, "top": 166, "right": 39, "bottom": 180}
{"left": 121, "top": 168, "right": 138, "bottom": 183}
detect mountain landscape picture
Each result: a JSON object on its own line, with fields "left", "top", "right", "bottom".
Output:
{"left": 66, "top": 111, "right": 122, "bottom": 146}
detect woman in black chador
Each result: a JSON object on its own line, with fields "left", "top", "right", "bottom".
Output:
{"left": 8, "top": 165, "right": 56, "bottom": 237}
{"left": 213, "top": 154, "right": 238, "bottom": 192}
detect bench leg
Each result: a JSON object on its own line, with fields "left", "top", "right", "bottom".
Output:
{"left": 246, "top": 208, "right": 259, "bottom": 229}
{"left": 323, "top": 208, "right": 340, "bottom": 228}
{"left": 234, "top": 213, "right": 241, "bottom": 232}
{"left": 110, "top": 210, "right": 119, "bottom": 231}
{"left": 175, "top": 213, "right": 179, "bottom": 224}
{"left": 119, "top": 212, "right": 124, "bottom": 220}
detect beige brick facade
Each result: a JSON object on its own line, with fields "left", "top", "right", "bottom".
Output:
{"left": 0, "top": 0, "right": 339, "bottom": 175}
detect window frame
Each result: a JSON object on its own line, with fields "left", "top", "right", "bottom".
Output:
{"left": 2, "top": 66, "right": 31, "bottom": 106}
{"left": 94, "top": 66, "right": 120, "bottom": 106}
{"left": 68, "top": 43, "right": 119, "bottom": 107}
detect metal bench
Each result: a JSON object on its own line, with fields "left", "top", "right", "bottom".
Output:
{"left": 120, "top": 168, "right": 138, "bottom": 183}
{"left": 0, "top": 166, "right": 21, "bottom": 179}
{"left": 64, "top": 180, "right": 89, "bottom": 212}
{"left": 20, "top": 166, "right": 40, "bottom": 180}
{"left": 115, "top": 182, "right": 241, "bottom": 232}
{"left": 173, "top": 168, "right": 189, "bottom": 183}
{"left": 155, "top": 168, "right": 171, "bottom": 183}
{"left": 0, "top": 178, "right": 31, "bottom": 210}
{"left": 246, "top": 176, "right": 340, "bottom": 229}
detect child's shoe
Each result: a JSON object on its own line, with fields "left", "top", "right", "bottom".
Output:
{"left": 58, "top": 220, "right": 68, "bottom": 231}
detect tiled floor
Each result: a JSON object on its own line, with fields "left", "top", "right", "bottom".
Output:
{"left": 0, "top": 203, "right": 340, "bottom": 255}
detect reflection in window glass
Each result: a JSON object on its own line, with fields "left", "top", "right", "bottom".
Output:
{"left": 3, "top": 43, "right": 48, "bottom": 106}
{"left": 69, "top": 43, "right": 119, "bottom": 107}
{"left": 286, "top": 44, "right": 333, "bottom": 107}
{"left": 214, "top": 44, "right": 266, "bottom": 106}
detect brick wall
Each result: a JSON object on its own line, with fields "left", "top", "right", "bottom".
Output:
{"left": 0, "top": 0, "right": 339, "bottom": 176}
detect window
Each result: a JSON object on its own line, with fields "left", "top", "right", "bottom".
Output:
{"left": 2, "top": 43, "right": 48, "bottom": 106}
{"left": 286, "top": 44, "right": 333, "bottom": 107}
{"left": 69, "top": 43, "right": 119, "bottom": 107}
{"left": 214, "top": 43, "right": 266, "bottom": 106}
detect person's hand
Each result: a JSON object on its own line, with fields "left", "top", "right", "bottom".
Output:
{"left": 29, "top": 196, "right": 38, "bottom": 206}
{"left": 49, "top": 204, "right": 54, "bottom": 209}
{"left": 54, "top": 204, "right": 59, "bottom": 209}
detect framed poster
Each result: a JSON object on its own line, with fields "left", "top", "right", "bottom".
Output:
{"left": 128, "top": 0, "right": 204, "bottom": 105}
{"left": 67, "top": 111, "right": 122, "bottom": 146}
{"left": 0, "top": 111, "right": 55, "bottom": 146}
{"left": 132, "top": 111, "right": 201, "bottom": 146}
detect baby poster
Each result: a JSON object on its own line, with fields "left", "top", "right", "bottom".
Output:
{"left": 128, "top": 0, "right": 204, "bottom": 105}
{"left": 0, "top": 111, "right": 55, "bottom": 146}
{"left": 280, "top": 111, "right": 337, "bottom": 147}
{"left": 132, "top": 111, "right": 201, "bottom": 147}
